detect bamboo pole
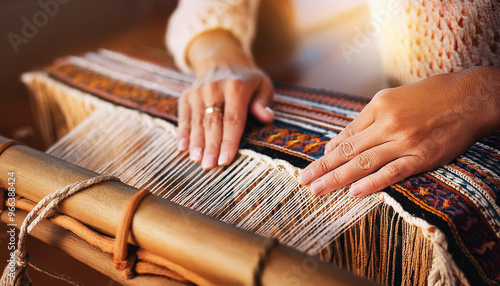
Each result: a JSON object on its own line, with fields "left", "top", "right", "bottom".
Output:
{"left": 0, "top": 136, "right": 373, "bottom": 286}
{"left": 0, "top": 209, "right": 187, "bottom": 286}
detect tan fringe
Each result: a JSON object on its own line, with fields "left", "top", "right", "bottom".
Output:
{"left": 23, "top": 72, "right": 101, "bottom": 147}
{"left": 323, "top": 203, "right": 434, "bottom": 286}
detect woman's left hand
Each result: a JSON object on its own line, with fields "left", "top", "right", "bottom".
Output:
{"left": 299, "top": 67, "right": 500, "bottom": 197}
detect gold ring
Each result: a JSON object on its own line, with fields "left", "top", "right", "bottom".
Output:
{"left": 205, "top": 104, "right": 224, "bottom": 114}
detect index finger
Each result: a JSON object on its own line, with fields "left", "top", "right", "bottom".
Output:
{"left": 324, "top": 104, "right": 375, "bottom": 154}
{"left": 218, "top": 80, "right": 252, "bottom": 166}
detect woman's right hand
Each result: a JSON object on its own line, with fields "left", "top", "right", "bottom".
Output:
{"left": 178, "top": 30, "right": 274, "bottom": 170}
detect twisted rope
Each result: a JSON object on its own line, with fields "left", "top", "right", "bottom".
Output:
{"left": 0, "top": 175, "right": 119, "bottom": 286}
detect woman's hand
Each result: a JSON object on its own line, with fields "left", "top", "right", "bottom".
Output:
{"left": 179, "top": 30, "right": 274, "bottom": 170}
{"left": 299, "top": 67, "right": 500, "bottom": 197}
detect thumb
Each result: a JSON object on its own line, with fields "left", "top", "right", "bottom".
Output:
{"left": 250, "top": 79, "right": 274, "bottom": 123}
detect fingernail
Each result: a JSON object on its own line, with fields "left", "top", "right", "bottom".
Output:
{"left": 178, "top": 138, "right": 187, "bottom": 151}
{"left": 218, "top": 151, "right": 230, "bottom": 165}
{"left": 202, "top": 154, "right": 215, "bottom": 169}
{"left": 265, "top": 106, "right": 274, "bottom": 115}
{"left": 310, "top": 180, "right": 325, "bottom": 195}
{"left": 299, "top": 170, "right": 314, "bottom": 185}
{"left": 191, "top": 147, "right": 202, "bottom": 162}
{"left": 350, "top": 183, "right": 363, "bottom": 197}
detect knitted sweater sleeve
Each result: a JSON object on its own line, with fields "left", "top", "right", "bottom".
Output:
{"left": 166, "top": 0, "right": 261, "bottom": 74}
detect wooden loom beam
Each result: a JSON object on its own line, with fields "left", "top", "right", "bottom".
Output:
{"left": 0, "top": 136, "right": 372, "bottom": 286}
{"left": 0, "top": 209, "right": 186, "bottom": 286}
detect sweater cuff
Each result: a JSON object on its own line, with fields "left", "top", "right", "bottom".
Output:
{"left": 166, "top": 0, "right": 260, "bottom": 74}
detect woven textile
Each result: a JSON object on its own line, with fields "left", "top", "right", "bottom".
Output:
{"left": 34, "top": 49, "right": 500, "bottom": 285}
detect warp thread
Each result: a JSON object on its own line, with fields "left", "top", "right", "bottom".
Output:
{"left": 0, "top": 175, "right": 119, "bottom": 286}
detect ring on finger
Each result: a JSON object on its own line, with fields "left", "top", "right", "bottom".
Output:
{"left": 205, "top": 103, "right": 224, "bottom": 114}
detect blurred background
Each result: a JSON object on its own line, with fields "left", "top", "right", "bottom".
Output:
{"left": 0, "top": 0, "right": 383, "bottom": 284}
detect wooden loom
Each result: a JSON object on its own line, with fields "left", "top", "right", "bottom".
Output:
{"left": 0, "top": 48, "right": 379, "bottom": 285}
{"left": 0, "top": 136, "right": 369, "bottom": 285}
{"left": 2, "top": 47, "right": 496, "bottom": 285}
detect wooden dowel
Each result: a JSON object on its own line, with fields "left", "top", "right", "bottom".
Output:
{"left": 0, "top": 136, "right": 373, "bottom": 286}
{"left": 0, "top": 209, "right": 187, "bottom": 286}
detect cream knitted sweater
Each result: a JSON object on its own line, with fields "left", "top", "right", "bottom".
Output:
{"left": 167, "top": 0, "right": 500, "bottom": 86}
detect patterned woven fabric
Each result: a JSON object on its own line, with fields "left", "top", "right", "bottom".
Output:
{"left": 41, "top": 49, "right": 500, "bottom": 284}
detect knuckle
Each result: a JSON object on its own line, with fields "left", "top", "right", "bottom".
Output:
{"left": 198, "top": 82, "right": 218, "bottom": 96}
{"left": 317, "top": 158, "right": 332, "bottom": 173}
{"left": 383, "top": 115, "right": 404, "bottom": 134}
{"left": 419, "top": 150, "right": 439, "bottom": 166}
{"left": 203, "top": 113, "right": 222, "bottom": 129}
{"left": 373, "top": 88, "right": 393, "bottom": 101}
{"left": 339, "top": 140, "right": 356, "bottom": 159}
{"left": 412, "top": 155, "right": 429, "bottom": 170}
{"left": 227, "top": 79, "right": 245, "bottom": 91}
{"left": 192, "top": 116, "right": 204, "bottom": 128}
{"left": 206, "top": 81, "right": 218, "bottom": 92}
{"left": 371, "top": 88, "right": 395, "bottom": 110}
{"left": 398, "top": 127, "right": 417, "bottom": 141}
{"left": 356, "top": 152, "right": 375, "bottom": 171}
{"left": 327, "top": 170, "right": 341, "bottom": 186}
{"left": 416, "top": 141, "right": 441, "bottom": 163}
{"left": 343, "top": 126, "right": 355, "bottom": 138}
{"left": 223, "top": 112, "right": 243, "bottom": 127}
{"left": 385, "top": 163, "right": 402, "bottom": 179}
{"left": 402, "top": 138, "right": 419, "bottom": 151}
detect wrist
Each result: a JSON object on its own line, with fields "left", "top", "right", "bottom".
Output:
{"left": 187, "top": 29, "right": 255, "bottom": 76}
{"left": 461, "top": 66, "right": 500, "bottom": 133}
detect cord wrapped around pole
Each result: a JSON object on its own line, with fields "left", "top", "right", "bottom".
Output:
{"left": 0, "top": 174, "right": 118, "bottom": 286}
